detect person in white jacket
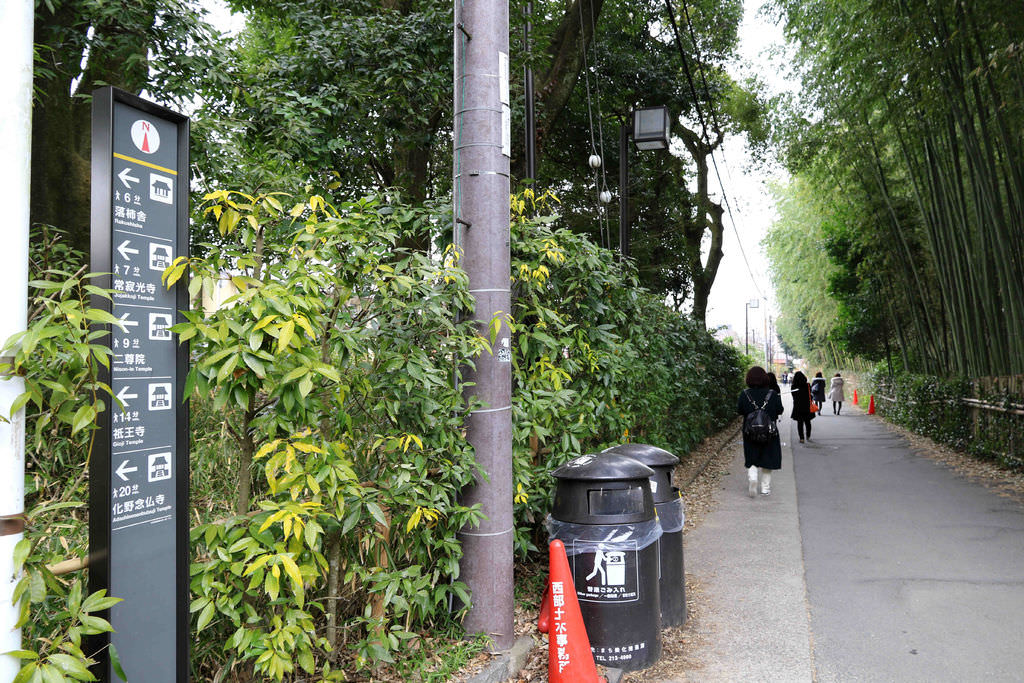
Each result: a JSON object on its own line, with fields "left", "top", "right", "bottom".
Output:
{"left": 828, "top": 373, "right": 846, "bottom": 415}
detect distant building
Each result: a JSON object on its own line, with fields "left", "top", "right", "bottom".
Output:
{"left": 713, "top": 326, "right": 743, "bottom": 349}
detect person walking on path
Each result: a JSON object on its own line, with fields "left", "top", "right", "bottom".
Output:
{"left": 767, "top": 371, "right": 782, "bottom": 395}
{"left": 737, "top": 366, "right": 784, "bottom": 496}
{"left": 790, "top": 371, "right": 816, "bottom": 443}
{"left": 828, "top": 372, "right": 846, "bottom": 415}
{"left": 810, "top": 371, "right": 827, "bottom": 413}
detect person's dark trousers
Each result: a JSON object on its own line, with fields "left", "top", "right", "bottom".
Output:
{"left": 833, "top": 401, "right": 842, "bottom": 415}
{"left": 797, "top": 419, "right": 812, "bottom": 441}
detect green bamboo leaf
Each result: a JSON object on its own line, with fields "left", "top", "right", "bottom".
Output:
{"left": 3, "top": 650, "right": 38, "bottom": 661}
{"left": 110, "top": 644, "right": 127, "bottom": 681}
{"left": 48, "top": 653, "right": 95, "bottom": 680}
{"left": 80, "top": 590, "right": 121, "bottom": 613}
{"left": 70, "top": 405, "right": 96, "bottom": 435}
{"left": 12, "top": 539, "right": 29, "bottom": 572}
{"left": 196, "top": 600, "right": 216, "bottom": 632}
{"left": 11, "top": 662, "right": 37, "bottom": 683}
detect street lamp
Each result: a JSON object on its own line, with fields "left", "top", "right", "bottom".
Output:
{"left": 745, "top": 298, "right": 759, "bottom": 356}
{"left": 619, "top": 105, "right": 671, "bottom": 258}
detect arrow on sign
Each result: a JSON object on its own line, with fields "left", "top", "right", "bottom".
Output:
{"left": 116, "top": 386, "right": 138, "bottom": 407}
{"left": 118, "top": 167, "right": 140, "bottom": 189}
{"left": 118, "top": 313, "right": 139, "bottom": 330}
{"left": 115, "top": 459, "right": 139, "bottom": 482}
{"left": 117, "top": 240, "right": 139, "bottom": 260}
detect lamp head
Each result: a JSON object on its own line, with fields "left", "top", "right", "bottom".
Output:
{"left": 632, "top": 106, "right": 671, "bottom": 151}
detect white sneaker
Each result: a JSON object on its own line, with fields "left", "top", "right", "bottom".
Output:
{"left": 748, "top": 478, "right": 757, "bottom": 498}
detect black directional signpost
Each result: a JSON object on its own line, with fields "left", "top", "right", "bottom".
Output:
{"left": 89, "top": 87, "right": 189, "bottom": 682}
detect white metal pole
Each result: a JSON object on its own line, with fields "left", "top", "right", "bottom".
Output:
{"left": 0, "top": 0, "right": 33, "bottom": 678}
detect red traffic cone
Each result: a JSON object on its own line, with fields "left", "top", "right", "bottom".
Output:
{"left": 868, "top": 395, "right": 875, "bottom": 414}
{"left": 853, "top": 388, "right": 858, "bottom": 405}
{"left": 546, "top": 540, "right": 605, "bottom": 683}
{"left": 538, "top": 583, "right": 551, "bottom": 634}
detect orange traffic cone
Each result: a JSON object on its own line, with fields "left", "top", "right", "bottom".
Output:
{"left": 868, "top": 395, "right": 875, "bottom": 414}
{"left": 853, "top": 389, "right": 858, "bottom": 405}
{"left": 545, "top": 540, "right": 605, "bottom": 683}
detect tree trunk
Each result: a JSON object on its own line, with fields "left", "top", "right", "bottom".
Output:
{"left": 31, "top": 4, "right": 153, "bottom": 253}
{"left": 678, "top": 124, "right": 725, "bottom": 328}
{"left": 534, "top": 0, "right": 606, "bottom": 155}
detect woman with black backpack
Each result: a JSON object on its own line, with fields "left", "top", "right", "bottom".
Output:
{"left": 737, "top": 366, "right": 784, "bottom": 497}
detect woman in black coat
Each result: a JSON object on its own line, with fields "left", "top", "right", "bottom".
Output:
{"left": 737, "top": 366, "right": 784, "bottom": 496}
{"left": 790, "top": 370, "right": 816, "bottom": 443}
{"left": 810, "top": 371, "right": 827, "bottom": 412}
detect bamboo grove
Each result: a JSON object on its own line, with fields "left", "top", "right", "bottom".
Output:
{"left": 766, "top": 0, "right": 1024, "bottom": 377}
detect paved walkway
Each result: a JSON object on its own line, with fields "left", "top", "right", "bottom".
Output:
{"left": 681, "top": 391, "right": 814, "bottom": 681}
{"left": 681, "top": 391, "right": 1024, "bottom": 681}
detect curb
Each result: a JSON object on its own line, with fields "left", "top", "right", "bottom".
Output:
{"left": 462, "top": 636, "right": 626, "bottom": 683}
{"left": 464, "top": 636, "right": 536, "bottom": 683}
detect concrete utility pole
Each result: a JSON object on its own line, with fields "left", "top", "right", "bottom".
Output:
{"left": 0, "top": 0, "right": 32, "bottom": 678}
{"left": 453, "top": 0, "right": 515, "bottom": 650}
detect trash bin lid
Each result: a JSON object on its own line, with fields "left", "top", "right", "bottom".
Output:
{"left": 552, "top": 453, "right": 655, "bottom": 482}
{"left": 602, "top": 444, "right": 679, "bottom": 503}
{"left": 551, "top": 454, "right": 655, "bottom": 524}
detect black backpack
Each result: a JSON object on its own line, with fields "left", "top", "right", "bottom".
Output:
{"left": 742, "top": 390, "right": 778, "bottom": 444}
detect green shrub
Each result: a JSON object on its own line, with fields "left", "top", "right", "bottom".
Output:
{"left": 2, "top": 227, "right": 125, "bottom": 682}
{"left": 862, "top": 369, "right": 1024, "bottom": 470}
{"left": 508, "top": 191, "right": 745, "bottom": 553}
{"left": 8, "top": 192, "right": 744, "bottom": 681}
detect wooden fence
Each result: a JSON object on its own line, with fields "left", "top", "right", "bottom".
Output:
{"left": 871, "top": 375, "right": 1023, "bottom": 469}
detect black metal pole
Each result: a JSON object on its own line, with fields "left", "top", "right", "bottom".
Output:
{"left": 619, "top": 122, "right": 629, "bottom": 258}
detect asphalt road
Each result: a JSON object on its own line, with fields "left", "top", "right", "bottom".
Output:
{"left": 682, "top": 390, "right": 1024, "bottom": 682}
{"left": 796, "top": 402, "right": 1024, "bottom": 681}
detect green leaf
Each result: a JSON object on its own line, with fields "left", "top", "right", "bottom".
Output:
{"left": 278, "top": 554, "right": 304, "bottom": 593}
{"left": 67, "top": 579, "right": 82, "bottom": 615}
{"left": 109, "top": 644, "right": 127, "bottom": 681}
{"left": 70, "top": 404, "right": 96, "bottom": 435}
{"left": 277, "top": 320, "right": 295, "bottom": 352}
{"left": 365, "top": 502, "right": 387, "bottom": 526}
{"left": 3, "top": 650, "right": 39, "bottom": 661}
{"left": 47, "top": 653, "right": 95, "bottom": 680}
{"left": 196, "top": 600, "right": 216, "bottom": 632}
{"left": 12, "top": 538, "right": 30, "bottom": 570}
{"left": 11, "top": 661, "right": 37, "bottom": 683}
{"left": 265, "top": 570, "right": 280, "bottom": 601}
{"left": 298, "top": 374, "right": 313, "bottom": 398}
{"left": 80, "top": 590, "right": 121, "bottom": 614}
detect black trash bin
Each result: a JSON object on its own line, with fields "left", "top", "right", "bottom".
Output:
{"left": 604, "top": 443, "right": 687, "bottom": 626}
{"left": 547, "top": 453, "right": 663, "bottom": 671}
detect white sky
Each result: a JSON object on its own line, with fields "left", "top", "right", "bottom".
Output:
{"left": 702, "top": 0, "right": 796, "bottom": 341}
